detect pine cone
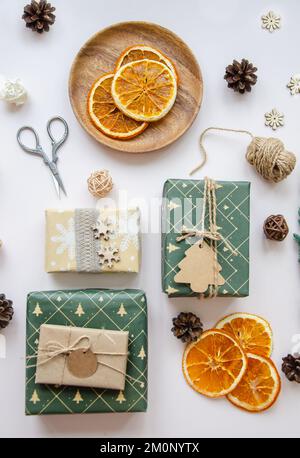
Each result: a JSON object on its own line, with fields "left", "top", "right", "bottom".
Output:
{"left": 0, "top": 294, "right": 14, "bottom": 329}
{"left": 22, "top": 0, "right": 56, "bottom": 33}
{"left": 282, "top": 354, "right": 300, "bottom": 383}
{"left": 224, "top": 59, "right": 258, "bottom": 94}
{"left": 171, "top": 312, "right": 203, "bottom": 343}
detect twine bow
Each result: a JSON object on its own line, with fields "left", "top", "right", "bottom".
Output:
{"left": 26, "top": 329, "right": 144, "bottom": 388}
{"left": 176, "top": 230, "right": 238, "bottom": 256}
{"left": 33, "top": 335, "right": 92, "bottom": 367}
{"left": 176, "top": 177, "right": 238, "bottom": 298}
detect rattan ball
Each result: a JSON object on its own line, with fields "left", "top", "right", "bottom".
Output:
{"left": 263, "top": 214, "right": 289, "bottom": 241}
{"left": 87, "top": 170, "right": 113, "bottom": 198}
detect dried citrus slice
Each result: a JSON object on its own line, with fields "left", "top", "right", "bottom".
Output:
{"left": 87, "top": 73, "right": 148, "bottom": 140}
{"left": 182, "top": 329, "right": 247, "bottom": 398}
{"left": 115, "top": 45, "right": 178, "bottom": 80}
{"left": 227, "top": 353, "right": 281, "bottom": 412}
{"left": 215, "top": 313, "right": 273, "bottom": 358}
{"left": 111, "top": 59, "right": 177, "bottom": 122}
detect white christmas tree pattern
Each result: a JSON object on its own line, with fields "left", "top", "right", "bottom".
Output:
{"left": 167, "top": 200, "right": 180, "bottom": 211}
{"left": 166, "top": 285, "right": 179, "bottom": 295}
{"left": 116, "top": 391, "right": 126, "bottom": 404}
{"left": 167, "top": 243, "right": 179, "bottom": 254}
{"left": 75, "top": 303, "right": 85, "bottom": 317}
{"left": 174, "top": 241, "right": 225, "bottom": 293}
{"left": 117, "top": 303, "right": 127, "bottom": 317}
{"left": 30, "top": 390, "right": 40, "bottom": 405}
{"left": 73, "top": 389, "right": 83, "bottom": 404}
{"left": 138, "top": 346, "right": 146, "bottom": 360}
{"left": 33, "top": 303, "right": 42, "bottom": 316}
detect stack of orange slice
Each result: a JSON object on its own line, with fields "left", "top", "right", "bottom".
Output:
{"left": 182, "top": 313, "right": 281, "bottom": 413}
{"left": 87, "top": 45, "right": 178, "bottom": 140}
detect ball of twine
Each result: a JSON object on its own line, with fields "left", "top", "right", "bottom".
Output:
{"left": 246, "top": 137, "right": 296, "bottom": 183}
{"left": 87, "top": 170, "right": 113, "bottom": 198}
{"left": 191, "top": 127, "right": 297, "bottom": 183}
{"left": 264, "top": 214, "right": 289, "bottom": 241}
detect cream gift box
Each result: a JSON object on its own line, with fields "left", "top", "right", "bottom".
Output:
{"left": 35, "top": 324, "right": 129, "bottom": 390}
{"left": 45, "top": 207, "right": 140, "bottom": 273}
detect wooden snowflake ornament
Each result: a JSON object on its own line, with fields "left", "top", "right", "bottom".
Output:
{"left": 92, "top": 217, "right": 114, "bottom": 241}
{"left": 287, "top": 75, "right": 300, "bottom": 95}
{"left": 265, "top": 109, "right": 284, "bottom": 130}
{"left": 261, "top": 11, "right": 281, "bottom": 33}
{"left": 97, "top": 245, "right": 120, "bottom": 268}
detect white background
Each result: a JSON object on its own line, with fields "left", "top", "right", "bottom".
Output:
{"left": 1, "top": 0, "right": 300, "bottom": 439}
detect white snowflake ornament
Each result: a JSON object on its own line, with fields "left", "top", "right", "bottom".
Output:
{"left": 261, "top": 11, "right": 281, "bottom": 33}
{"left": 0, "top": 77, "right": 27, "bottom": 105}
{"left": 287, "top": 75, "right": 300, "bottom": 95}
{"left": 97, "top": 245, "right": 120, "bottom": 268}
{"left": 265, "top": 108, "right": 284, "bottom": 130}
{"left": 92, "top": 217, "right": 114, "bottom": 241}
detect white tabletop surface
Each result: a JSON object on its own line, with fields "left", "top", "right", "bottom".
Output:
{"left": 1, "top": 0, "right": 300, "bottom": 439}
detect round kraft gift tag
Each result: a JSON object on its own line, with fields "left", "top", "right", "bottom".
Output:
{"left": 67, "top": 349, "right": 98, "bottom": 378}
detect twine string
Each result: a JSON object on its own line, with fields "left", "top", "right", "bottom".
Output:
{"left": 190, "top": 126, "right": 296, "bottom": 183}
{"left": 26, "top": 330, "right": 144, "bottom": 388}
{"left": 176, "top": 177, "right": 238, "bottom": 298}
{"left": 190, "top": 127, "right": 253, "bottom": 175}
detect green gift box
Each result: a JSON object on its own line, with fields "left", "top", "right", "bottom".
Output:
{"left": 162, "top": 178, "right": 250, "bottom": 298}
{"left": 25, "top": 289, "right": 147, "bottom": 415}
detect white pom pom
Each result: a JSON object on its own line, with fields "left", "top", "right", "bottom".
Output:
{"left": 0, "top": 77, "right": 27, "bottom": 106}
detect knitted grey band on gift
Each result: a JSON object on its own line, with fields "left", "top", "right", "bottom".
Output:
{"left": 75, "top": 209, "right": 100, "bottom": 272}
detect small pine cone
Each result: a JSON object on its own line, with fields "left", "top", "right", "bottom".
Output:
{"left": 282, "top": 354, "right": 300, "bottom": 383}
{"left": 224, "top": 59, "right": 258, "bottom": 94}
{"left": 171, "top": 312, "right": 203, "bottom": 343}
{"left": 22, "top": 0, "right": 56, "bottom": 33}
{"left": 0, "top": 294, "right": 14, "bottom": 329}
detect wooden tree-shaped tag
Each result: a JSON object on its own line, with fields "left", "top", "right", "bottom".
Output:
{"left": 174, "top": 241, "right": 225, "bottom": 293}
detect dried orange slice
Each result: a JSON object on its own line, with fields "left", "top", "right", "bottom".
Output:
{"left": 227, "top": 353, "right": 281, "bottom": 412}
{"left": 115, "top": 45, "right": 178, "bottom": 81}
{"left": 182, "top": 329, "right": 247, "bottom": 398}
{"left": 215, "top": 313, "right": 273, "bottom": 358}
{"left": 87, "top": 73, "right": 148, "bottom": 140}
{"left": 111, "top": 59, "right": 177, "bottom": 122}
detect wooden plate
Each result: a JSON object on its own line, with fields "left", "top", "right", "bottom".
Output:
{"left": 69, "top": 21, "right": 203, "bottom": 153}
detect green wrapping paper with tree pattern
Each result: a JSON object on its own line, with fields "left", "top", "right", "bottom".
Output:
{"left": 26, "top": 289, "right": 148, "bottom": 415}
{"left": 162, "top": 179, "right": 250, "bottom": 298}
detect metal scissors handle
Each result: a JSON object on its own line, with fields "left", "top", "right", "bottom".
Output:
{"left": 16, "top": 126, "right": 45, "bottom": 157}
{"left": 16, "top": 120, "right": 68, "bottom": 197}
{"left": 47, "top": 116, "right": 69, "bottom": 164}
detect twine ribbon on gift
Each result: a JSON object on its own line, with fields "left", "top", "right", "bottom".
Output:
{"left": 190, "top": 126, "right": 296, "bottom": 183}
{"left": 176, "top": 177, "right": 238, "bottom": 298}
{"left": 26, "top": 332, "right": 145, "bottom": 388}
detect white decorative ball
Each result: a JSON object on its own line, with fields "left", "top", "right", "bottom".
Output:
{"left": 0, "top": 77, "right": 27, "bottom": 106}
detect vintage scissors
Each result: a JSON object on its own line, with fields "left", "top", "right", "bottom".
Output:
{"left": 17, "top": 116, "right": 69, "bottom": 198}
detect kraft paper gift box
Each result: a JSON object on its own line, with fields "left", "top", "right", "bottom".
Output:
{"left": 35, "top": 324, "right": 129, "bottom": 390}
{"left": 161, "top": 178, "right": 250, "bottom": 298}
{"left": 45, "top": 207, "right": 140, "bottom": 273}
{"left": 26, "top": 289, "right": 148, "bottom": 415}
